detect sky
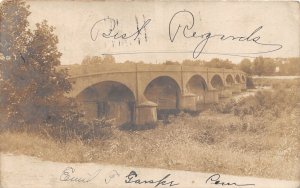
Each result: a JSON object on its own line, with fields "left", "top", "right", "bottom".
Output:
{"left": 27, "top": 1, "right": 299, "bottom": 65}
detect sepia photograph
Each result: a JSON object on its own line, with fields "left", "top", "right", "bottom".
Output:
{"left": 0, "top": 0, "right": 299, "bottom": 187}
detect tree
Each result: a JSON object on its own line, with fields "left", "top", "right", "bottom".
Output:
{"left": 262, "top": 58, "right": 276, "bottom": 75}
{"left": 81, "top": 55, "right": 102, "bottom": 65}
{"left": 252, "top": 57, "right": 277, "bottom": 76}
{"left": 81, "top": 56, "right": 92, "bottom": 65}
{"left": 0, "top": 0, "right": 31, "bottom": 117}
{"left": 164, "top": 60, "right": 180, "bottom": 65}
{"left": 124, "top": 60, "right": 135, "bottom": 64}
{"left": 286, "top": 57, "right": 300, "bottom": 75}
{"left": 182, "top": 59, "right": 204, "bottom": 66}
{"left": 103, "top": 55, "right": 115, "bottom": 64}
{"left": 0, "top": 0, "right": 30, "bottom": 60}
{"left": 252, "top": 56, "right": 265, "bottom": 76}
{"left": 204, "top": 58, "right": 236, "bottom": 69}
{"left": 0, "top": 0, "right": 72, "bottom": 126}
{"left": 239, "top": 58, "right": 252, "bottom": 74}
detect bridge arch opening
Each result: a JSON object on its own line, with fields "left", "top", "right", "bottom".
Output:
{"left": 186, "top": 75, "right": 207, "bottom": 103}
{"left": 235, "top": 75, "right": 241, "bottom": 83}
{"left": 226, "top": 74, "right": 234, "bottom": 85}
{"left": 76, "top": 81, "right": 135, "bottom": 126}
{"left": 211, "top": 74, "right": 224, "bottom": 89}
{"left": 144, "top": 76, "right": 180, "bottom": 119}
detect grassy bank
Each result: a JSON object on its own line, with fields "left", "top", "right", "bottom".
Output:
{"left": 1, "top": 82, "right": 299, "bottom": 181}
{"left": 1, "top": 110, "right": 299, "bottom": 180}
{"left": 253, "top": 77, "right": 300, "bottom": 89}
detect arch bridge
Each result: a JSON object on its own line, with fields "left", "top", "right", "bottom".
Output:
{"left": 62, "top": 64, "right": 247, "bottom": 126}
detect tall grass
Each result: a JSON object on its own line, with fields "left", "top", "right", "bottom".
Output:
{"left": 1, "top": 79, "right": 299, "bottom": 180}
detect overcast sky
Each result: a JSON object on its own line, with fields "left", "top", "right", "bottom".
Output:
{"left": 27, "top": 1, "right": 299, "bottom": 65}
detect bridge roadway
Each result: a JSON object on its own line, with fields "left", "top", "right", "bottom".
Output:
{"left": 60, "top": 63, "right": 247, "bottom": 126}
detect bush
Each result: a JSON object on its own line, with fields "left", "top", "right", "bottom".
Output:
{"left": 1, "top": 101, "right": 114, "bottom": 142}
{"left": 233, "top": 88, "right": 299, "bottom": 117}
{"left": 194, "top": 124, "right": 224, "bottom": 144}
{"left": 210, "top": 99, "right": 237, "bottom": 114}
{"left": 43, "top": 113, "right": 114, "bottom": 142}
{"left": 212, "top": 81, "right": 299, "bottom": 118}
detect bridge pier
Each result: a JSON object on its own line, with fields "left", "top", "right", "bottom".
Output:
{"left": 179, "top": 93, "right": 198, "bottom": 111}
{"left": 232, "top": 83, "right": 242, "bottom": 94}
{"left": 241, "top": 83, "right": 247, "bottom": 91}
{"left": 204, "top": 89, "right": 219, "bottom": 103}
{"left": 135, "top": 101, "right": 158, "bottom": 126}
{"left": 219, "top": 86, "right": 232, "bottom": 98}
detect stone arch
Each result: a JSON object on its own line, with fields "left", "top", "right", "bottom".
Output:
{"left": 235, "top": 74, "right": 241, "bottom": 83}
{"left": 69, "top": 73, "right": 136, "bottom": 98}
{"left": 76, "top": 81, "right": 135, "bottom": 126}
{"left": 144, "top": 76, "right": 181, "bottom": 111}
{"left": 226, "top": 74, "right": 234, "bottom": 85}
{"left": 211, "top": 74, "right": 224, "bottom": 89}
{"left": 186, "top": 74, "right": 207, "bottom": 103}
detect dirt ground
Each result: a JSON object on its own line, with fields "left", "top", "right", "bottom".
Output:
{"left": 1, "top": 153, "right": 299, "bottom": 188}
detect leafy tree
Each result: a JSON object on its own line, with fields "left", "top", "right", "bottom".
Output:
{"left": 164, "top": 60, "right": 180, "bottom": 65}
{"left": 182, "top": 59, "right": 195, "bottom": 65}
{"left": 277, "top": 59, "right": 288, "bottom": 75}
{"left": 204, "top": 58, "right": 236, "bottom": 69}
{"left": 124, "top": 60, "right": 135, "bottom": 64}
{"left": 81, "top": 55, "right": 102, "bottom": 65}
{"left": 1, "top": 0, "right": 31, "bottom": 117}
{"left": 182, "top": 59, "right": 205, "bottom": 66}
{"left": 252, "top": 57, "right": 277, "bottom": 76}
{"left": 103, "top": 54, "right": 115, "bottom": 64}
{"left": 81, "top": 55, "right": 116, "bottom": 65}
{"left": 262, "top": 58, "right": 276, "bottom": 75}
{"left": 0, "top": 0, "right": 72, "bottom": 126}
{"left": 81, "top": 56, "right": 92, "bottom": 65}
{"left": 0, "top": 0, "right": 30, "bottom": 60}
{"left": 252, "top": 56, "right": 265, "bottom": 76}
{"left": 285, "top": 57, "right": 300, "bottom": 75}
{"left": 239, "top": 58, "right": 252, "bottom": 74}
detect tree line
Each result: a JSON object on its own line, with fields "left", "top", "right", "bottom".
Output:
{"left": 239, "top": 57, "right": 300, "bottom": 76}
{"left": 81, "top": 57, "right": 237, "bottom": 69}
{"left": 81, "top": 56, "right": 299, "bottom": 76}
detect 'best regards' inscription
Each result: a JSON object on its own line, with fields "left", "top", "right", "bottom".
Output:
{"left": 90, "top": 10, "right": 282, "bottom": 59}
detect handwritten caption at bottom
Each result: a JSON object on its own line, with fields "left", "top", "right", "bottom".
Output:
{"left": 59, "top": 166, "right": 254, "bottom": 187}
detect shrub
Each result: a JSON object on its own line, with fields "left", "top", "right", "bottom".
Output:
{"left": 233, "top": 88, "right": 299, "bottom": 117}
{"left": 1, "top": 101, "right": 114, "bottom": 142}
{"left": 212, "top": 81, "right": 299, "bottom": 118}
{"left": 210, "top": 99, "right": 237, "bottom": 114}
{"left": 43, "top": 114, "right": 114, "bottom": 142}
{"left": 194, "top": 124, "right": 224, "bottom": 144}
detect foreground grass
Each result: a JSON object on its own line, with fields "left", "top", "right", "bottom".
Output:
{"left": 1, "top": 107, "right": 299, "bottom": 181}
